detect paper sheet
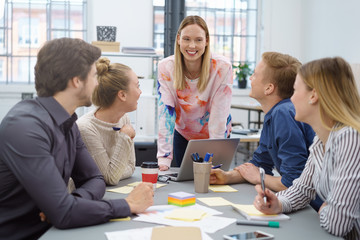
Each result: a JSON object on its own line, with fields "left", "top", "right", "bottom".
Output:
{"left": 105, "top": 227, "right": 213, "bottom": 240}
{"left": 110, "top": 217, "right": 131, "bottom": 222}
{"left": 165, "top": 208, "right": 207, "bottom": 221}
{"left": 107, "top": 182, "right": 167, "bottom": 194}
{"left": 133, "top": 204, "right": 236, "bottom": 234}
{"left": 107, "top": 186, "right": 134, "bottom": 194}
{"left": 209, "top": 185, "right": 238, "bottom": 192}
{"left": 197, "top": 197, "right": 233, "bottom": 206}
{"left": 232, "top": 204, "right": 290, "bottom": 221}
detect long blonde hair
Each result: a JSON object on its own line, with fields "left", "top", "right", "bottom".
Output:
{"left": 299, "top": 57, "right": 360, "bottom": 132}
{"left": 174, "top": 15, "right": 211, "bottom": 92}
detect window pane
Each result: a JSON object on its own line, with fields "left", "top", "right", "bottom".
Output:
{"left": 70, "top": 4, "right": 84, "bottom": 30}
{"left": 51, "top": 3, "right": 66, "bottom": 29}
{"left": 247, "top": 10, "right": 257, "bottom": 36}
{"left": 12, "top": 57, "right": 29, "bottom": 82}
{"left": 0, "top": 57, "right": 5, "bottom": 82}
{"left": 248, "top": 0, "right": 258, "bottom": 9}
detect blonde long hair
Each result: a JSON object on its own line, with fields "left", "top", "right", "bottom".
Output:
{"left": 174, "top": 15, "right": 211, "bottom": 92}
{"left": 299, "top": 57, "right": 360, "bottom": 132}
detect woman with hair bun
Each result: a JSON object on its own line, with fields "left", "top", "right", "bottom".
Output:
{"left": 77, "top": 57, "right": 142, "bottom": 185}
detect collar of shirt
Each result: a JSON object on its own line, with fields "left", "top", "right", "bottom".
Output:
{"left": 263, "top": 98, "right": 292, "bottom": 125}
{"left": 37, "top": 96, "right": 78, "bottom": 134}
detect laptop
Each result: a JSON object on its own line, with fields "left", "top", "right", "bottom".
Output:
{"left": 161, "top": 138, "right": 240, "bottom": 181}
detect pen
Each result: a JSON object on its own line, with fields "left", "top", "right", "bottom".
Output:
{"left": 204, "top": 152, "right": 214, "bottom": 162}
{"left": 212, "top": 164, "right": 223, "bottom": 169}
{"left": 236, "top": 219, "right": 279, "bottom": 228}
{"left": 259, "top": 167, "right": 267, "bottom": 204}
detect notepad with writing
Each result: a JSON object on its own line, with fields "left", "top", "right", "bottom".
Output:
{"left": 232, "top": 204, "right": 290, "bottom": 221}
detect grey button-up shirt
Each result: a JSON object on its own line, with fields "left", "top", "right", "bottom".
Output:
{"left": 0, "top": 97, "right": 130, "bottom": 240}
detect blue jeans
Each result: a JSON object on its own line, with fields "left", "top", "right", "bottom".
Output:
{"left": 310, "top": 194, "right": 324, "bottom": 212}
{"left": 173, "top": 130, "right": 188, "bottom": 167}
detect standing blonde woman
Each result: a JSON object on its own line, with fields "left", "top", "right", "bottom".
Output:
{"left": 157, "top": 15, "right": 233, "bottom": 170}
{"left": 77, "top": 58, "right": 142, "bottom": 185}
{"left": 254, "top": 57, "right": 360, "bottom": 239}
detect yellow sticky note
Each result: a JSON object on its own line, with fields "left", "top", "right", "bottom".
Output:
{"left": 233, "top": 204, "right": 277, "bottom": 216}
{"left": 110, "top": 216, "right": 131, "bottom": 222}
{"left": 156, "top": 183, "right": 167, "bottom": 188}
{"left": 127, "top": 181, "right": 142, "bottom": 187}
{"left": 209, "top": 185, "right": 238, "bottom": 192}
{"left": 107, "top": 186, "right": 134, "bottom": 194}
{"left": 128, "top": 181, "right": 166, "bottom": 188}
{"left": 197, "top": 197, "right": 233, "bottom": 206}
{"left": 165, "top": 208, "right": 207, "bottom": 221}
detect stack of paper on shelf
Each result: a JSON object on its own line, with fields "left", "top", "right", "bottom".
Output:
{"left": 122, "top": 46, "right": 156, "bottom": 54}
{"left": 168, "top": 192, "right": 196, "bottom": 207}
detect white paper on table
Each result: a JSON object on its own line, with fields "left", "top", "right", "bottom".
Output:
{"left": 105, "top": 227, "right": 213, "bottom": 240}
{"left": 133, "top": 204, "right": 236, "bottom": 234}
{"left": 144, "top": 204, "right": 222, "bottom": 216}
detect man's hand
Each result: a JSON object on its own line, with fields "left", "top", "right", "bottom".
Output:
{"left": 120, "top": 124, "right": 136, "bottom": 139}
{"left": 125, "top": 182, "right": 154, "bottom": 214}
{"left": 235, "top": 163, "right": 260, "bottom": 185}
{"left": 210, "top": 168, "right": 229, "bottom": 184}
{"left": 39, "top": 212, "right": 50, "bottom": 223}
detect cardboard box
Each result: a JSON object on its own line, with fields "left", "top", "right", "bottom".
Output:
{"left": 91, "top": 41, "right": 120, "bottom": 52}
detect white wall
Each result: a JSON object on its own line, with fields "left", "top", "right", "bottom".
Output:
{"left": 262, "top": 0, "right": 360, "bottom": 63}
{"left": 87, "top": 0, "right": 154, "bottom": 78}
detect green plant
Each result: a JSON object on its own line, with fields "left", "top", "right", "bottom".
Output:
{"left": 233, "top": 62, "right": 253, "bottom": 88}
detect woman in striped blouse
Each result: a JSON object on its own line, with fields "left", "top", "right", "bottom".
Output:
{"left": 253, "top": 57, "right": 360, "bottom": 239}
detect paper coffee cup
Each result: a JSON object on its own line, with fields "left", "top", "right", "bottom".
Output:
{"left": 141, "top": 162, "right": 159, "bottom": 190}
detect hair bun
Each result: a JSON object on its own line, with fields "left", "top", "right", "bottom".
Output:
{"left": 96, "top": 57, "right": 111, "bottom": 76}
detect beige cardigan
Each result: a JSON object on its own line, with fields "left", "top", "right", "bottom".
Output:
{"left": 76, "top": 109, "right": 135, "bottom": 185}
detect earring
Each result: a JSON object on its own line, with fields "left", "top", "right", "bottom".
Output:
{"left": 308, "top": 101, "right": 313, "bottom": 104}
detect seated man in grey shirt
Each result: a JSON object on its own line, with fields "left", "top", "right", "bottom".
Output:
{"left": 0, "top": 38, "right": 154, "bottom": 240}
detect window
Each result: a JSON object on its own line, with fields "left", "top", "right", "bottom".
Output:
{"left": 153, "top": 0, "right": 259, "bottom": 80}
{"left": 0, "top": 0, "right": 87, "bottom": 84}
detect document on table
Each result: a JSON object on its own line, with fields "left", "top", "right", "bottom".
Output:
{"left": 232, "top": 204, "right": 290, "bottom": 221}
{"left": 133, "top": 204, "right": 236, "bottom": 234}
{"left": 165, "top": 208, "right": 207, "bottom": 221}
{"left": 105, "top": 226, "right": 213, "bottom": 240}
{"left": 197, "top": 197, "right": 233, "bottom": 206}
{"left": 209, "top": 185, "right": 238, "bottom": 192}
{"left": 107, "top": 182, "right": 167, "bottom": 194}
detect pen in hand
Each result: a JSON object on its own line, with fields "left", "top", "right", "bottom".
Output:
{"left": 259, "top": 167, "right": 267, "bottom": 204}
{"left": 212, "top": 164, "right": 223, "bottom": 169}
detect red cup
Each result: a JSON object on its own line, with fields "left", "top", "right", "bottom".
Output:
{"left": 141, "top": 162, "right": 159, "bottom": 190}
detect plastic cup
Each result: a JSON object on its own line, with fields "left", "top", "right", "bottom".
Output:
{"left": 141, "top": 162, "right": 159, "bottom": 190}
{"left": 193, "top": 162, "right": 212, "bottom": 193}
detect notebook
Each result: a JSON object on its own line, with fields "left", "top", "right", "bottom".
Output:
{"left": 161, "top": 138, "right": 240, "bottom": 182}
{"left": 232, "top": 204, "right": 290, "bottom": 221}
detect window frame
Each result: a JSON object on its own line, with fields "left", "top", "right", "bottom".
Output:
{"left": 0, "top": 0, "right": 88, "bottom": 84}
